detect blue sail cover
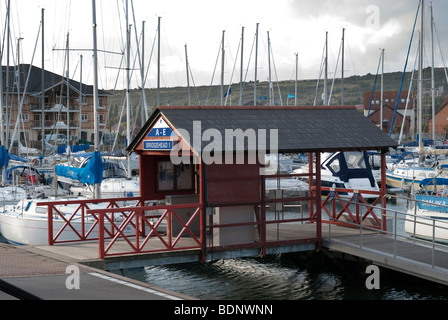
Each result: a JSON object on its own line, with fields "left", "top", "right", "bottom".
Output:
{"left": 55, "top": 151, "right": 103, "bottom": 185}
{"left": 0, "top": 146, "right": 9, "bottom": 168}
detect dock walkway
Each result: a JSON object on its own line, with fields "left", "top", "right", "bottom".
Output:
{"left": 2, "top": 223, "right": 448, "bottom": 299}
{"left": 0, "top": 243, "right": 194, "bottom": 300}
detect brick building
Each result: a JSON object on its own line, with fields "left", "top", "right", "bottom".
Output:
{"left": 1, "top": 64, "right": 110, "bottom": 150}
{"left": 363, "top": 91, "right": 414, "bottom": 135}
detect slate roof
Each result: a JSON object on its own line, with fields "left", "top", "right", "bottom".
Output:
{"left": 128, "top": 106, "right": 398, "bottom": 154}
{"left": 2, "top": 64, "right": 110, "bottom": 96}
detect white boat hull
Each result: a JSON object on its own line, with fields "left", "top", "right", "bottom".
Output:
{"left": 0, "top": 199, "right": 134, "bottom": 246}
{"left": 404, "top": 214, "right": 448, "bottom": 243}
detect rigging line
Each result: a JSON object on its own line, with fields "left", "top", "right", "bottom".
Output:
{"left": 389, "top": 0, "right": 420, "bottom": 137}
{"left": 313, "top": 42, "right": 326, "bottom": 106}
{"left": 144, "top": 27, "right": 157, "bottom": 87}
{"left": 269, "top": 43, "right": 283, "bottom": 106}
{"left": 344, "top": 36, "right": 363, "bottom": 103}
{"left": 433, "top": 23, "right": 448, "bottom": 85}
{"left": 399, "top": 45, "right": 419, "bottom": 145}
{"left": 328, "top": 40, "right": 342, "bottom": 106}
{"left": 10, "top": 22, "right": 41, "bottom": 151}
{"left": 224, "top": 40, "right": 241, "bottom": 106}
{"left": 241, "top": 33, "right": 256, "bottom": 100}
{"left": 367, "top": 53, "right": 382, "bottom": 118}
{"left": 188, "top": 63, "right": 201, "bottom": 106}
{"left": 205, "top": 40, "right": 223, "bottom": 104}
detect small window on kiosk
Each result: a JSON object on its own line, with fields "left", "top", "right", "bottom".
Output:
{"left": 157, "top": 160, "right": 194, "bottom": 192}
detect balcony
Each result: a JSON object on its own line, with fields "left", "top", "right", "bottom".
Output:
{"left": 30, "top": 103, "right": 81, "bottom": 113}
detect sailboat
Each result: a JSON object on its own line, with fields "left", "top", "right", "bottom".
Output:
{"left": 0, "top": 1, "right": 136, "bottom": 245}
{"left": 385, "top": 0, "right": 448, "bottom": 193}
{"left": 403, "top": 0, "right": 448, "bottom": 242}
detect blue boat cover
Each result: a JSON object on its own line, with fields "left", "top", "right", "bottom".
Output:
{"left": 420, "top": 178, "right": 448, "bottom": 187}
{"left": 9, "top": 153, "right": 27, "bottom": 163}
{"left": 56, "top": 144, "right": 90, "bottom": 155}
{"left": 0, "top": 146, "right": 9, "bottom": 168}
{"left": 55, "top": 151, "right": 103, "bottom": 185}
{"left": 416, "top": 194, "right": 448, "bottom": 213}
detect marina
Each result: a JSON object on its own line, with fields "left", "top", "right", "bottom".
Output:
{"left": 2, "top": 0, "right": 448, "bottom": 303}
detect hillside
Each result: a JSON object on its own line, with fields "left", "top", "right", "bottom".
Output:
{"left": 106, "top": 67, "right": 448, "bottom": 130}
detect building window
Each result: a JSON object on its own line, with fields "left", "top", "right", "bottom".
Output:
{"left": 81, "top": 114, "right": 88, "bottom": 122}
{"left": 156, "top": 160, "right": 194, "bottom": 192}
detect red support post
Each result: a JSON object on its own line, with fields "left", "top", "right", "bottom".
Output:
{"left": 99, "top": 213, "right": 105, "bottom": 259}
{"left": 315, "top": 152, "right": 322, "bottom": 251}
{"left": 381, "top": 149, "right": 387, "bottom": 231}
{"left": 48, "top": 205, "right": 54, "bottom": 245}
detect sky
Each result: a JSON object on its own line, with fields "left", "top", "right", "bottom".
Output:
{"left": 3, "top": 0, "right": 448, "bottom": 91}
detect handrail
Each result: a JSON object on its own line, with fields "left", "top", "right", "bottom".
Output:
{"left": 328, "top": 194, "right": 448, "bottom": 270}
{"left": 89, "top": 203, "right": 204, "bottom": 259}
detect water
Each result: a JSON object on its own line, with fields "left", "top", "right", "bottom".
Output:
{"left": 112, "top": 197, "right": 448, "bottom": 300}
{"left": 115, "top": 253, "right": 448, "bottom": 300}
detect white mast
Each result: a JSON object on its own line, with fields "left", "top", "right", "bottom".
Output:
{"left": 324, "top": 31, "right": 328, "bottom": 105}
{"left": 254, "top": 23, "right": 259, "bottom": 106}
{"left": 157, "top": 16, "right": 161, "bottom": 107}
{"left": 185, "top": 44, "right": 191, "bottom": 106}
{"left": 295, "top": 53, "right": 298, "bottom": 106}
{"left": 430, "top": 1, "right": 436, "bottom": 144}
{"left": 341, "top": 28, "right": 345, "bottom": 105}
{"left": 220, "top": 30, "right": 225, "bottom": 106}
{"left": 239, "top": 27, "right": 244, "bottom": 106}
{"left": 268, "top": 31, "right": 272, "bottom": 106}
{"left": 41, "top": 8, "right": 45, "bottom": 156}
{"left": 418, "top": 0, "right": 424, "bottom": 158}
{"left": 126, "top": 0, "right": 131, "bottom": 179}
{"left": 91, "top": 0, "right": 100, "bottom": 198}
{"left": 381, "top": 48, "right": 384, "bottom": 131}
{"left": 66, "top": 33, "right": 70, "bottom": 152}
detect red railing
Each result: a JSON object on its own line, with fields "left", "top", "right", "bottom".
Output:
{"left": 37, "top": 197, "right": 144, "bottom": 245}
{"left": 312, "top": 186, "right": 386, "bottom": 230}
{"left": 89, "top": 203, "right": 203, "bottom": 259}
{"left": 38, "top": 197, "right": 203, "bottom": 259}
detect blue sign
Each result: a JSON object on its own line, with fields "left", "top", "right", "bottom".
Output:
{"left": 148, "top": 118, "right": 173, "bottom": 137}
{"left": 147, "top": 127, "right": 173, "bottom": 137}
{"left": 143, "top": 140, "right": 173, "bottom": 151}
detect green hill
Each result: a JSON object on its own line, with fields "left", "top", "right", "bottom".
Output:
{"left": 107, "top": 67, "right": 448, "bottom": 131}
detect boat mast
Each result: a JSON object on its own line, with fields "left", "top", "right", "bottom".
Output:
{"left": 141, "top": 21, "right": 147, "bottom": 121}
{"left": 41, "top": 8, "right": 45, "bottom": 156}
{"left": 295, "top": 52, "right": 298, "bottom": 106}
{"left": 418, "top": 0, "right": 424, "bottom": 159}
{"left": 324, "top": 31, "right": 328, "bottom": 105}
{"left": 430, "top": 2, "right": 435, "bottom": 144}
{"left": 341, "top": 28, "right": 345, "bottom": 105}
{"left": 79, "top": 55, "right": 83, "bottom": 142}
{"left": 254, "top": 23, "right": 259, "bottom": 106}
{"left": 239, "top": 26, "right": 244, "bottom": 106}
{"left": 126, "top": 0, "right": 131, "bottom": 179}
{"left": 5, "top": 0, "right": 10, "bottom": 150}
{"left": 381, "top": 48, "right": 384, "bottom": 132}
{"left": 185, "top": 44, "right": 191, "bottom": 106}
{"left": 92, "top": 0, "right": 100, "bottom": 198}
{"left": 66, "top": 32, "right": 70, "bottom": 153}
{"left": 220, "top": 30, "right": 225, "bottom": 106}
{"left": 268, "top": 31, "right": 272, "bottom": 106}
{"left": 157, "top": 16, "right": 161, "bottom": 107}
